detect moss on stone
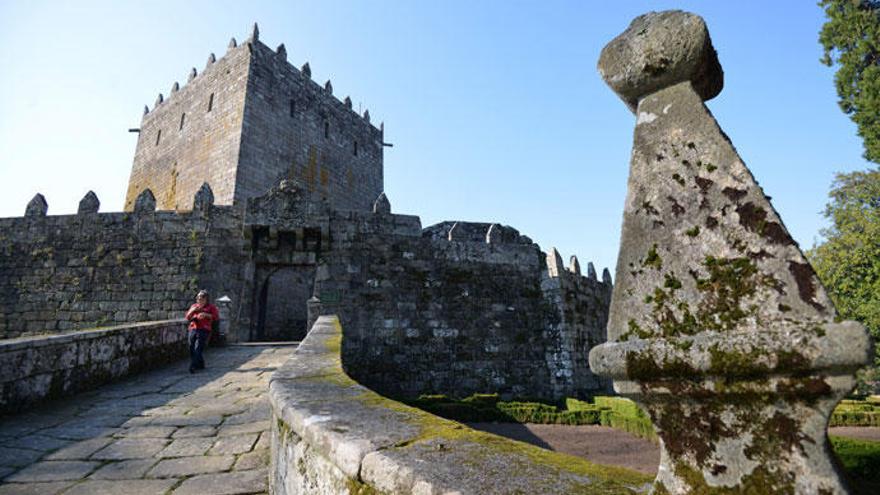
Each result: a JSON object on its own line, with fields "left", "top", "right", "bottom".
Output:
{"left": 306, "top": 319, "right": 652, "bottom": 493}
{"left": 643, "top": 244, "right": 662, "bottom": 270}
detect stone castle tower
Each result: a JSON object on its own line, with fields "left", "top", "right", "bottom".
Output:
{"left": 124, "top": 24, "right": 384, "bottom": 212}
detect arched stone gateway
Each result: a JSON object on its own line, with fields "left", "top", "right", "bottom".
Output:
{"left": 254, "top": 265, "right": 315, "bottom": 341}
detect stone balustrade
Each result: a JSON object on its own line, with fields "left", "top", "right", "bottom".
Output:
{"left": 0, "top": 319, "right": 188, "bottom": 414}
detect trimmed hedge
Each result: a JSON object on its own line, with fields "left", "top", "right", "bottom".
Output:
{"left": 830, "top": 398, "right": 880, "bottom": 427}
{"left": 407, "top": 394, "right": 656, "bottom": 441}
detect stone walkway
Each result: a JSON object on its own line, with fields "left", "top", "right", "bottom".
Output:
{"left": 0, "top": 343, "right": 296, "bottom": 495}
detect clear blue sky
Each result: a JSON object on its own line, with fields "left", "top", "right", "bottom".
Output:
{"left": 0, "top": 1, "right": 872, "bottom": 273}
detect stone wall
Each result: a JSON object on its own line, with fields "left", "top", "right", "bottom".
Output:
{"left": 238, "top": 41, "right": 383, "bottom": 211}
{"left": 268, "top": 316, "right": 651, "bottom": 494}
{"left": 0, "top": 207, "right": 247, "bottom": 339}
{"left": 316, "top": 216, "right": 612, "bottom": 400}
{"left": 1, "top": 185, "right": 612, "bottom": 400}
{"left": 126, "top": 39, "right": 251, "bottom": 211}
{"left": 0, "top": 319, "right": 188, "bottom": 415}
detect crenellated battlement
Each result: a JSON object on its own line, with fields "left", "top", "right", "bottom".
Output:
{"left": 142, "top": 24, "right": 378, "bottom": 132}
{"left": 126, "top": 23, "right": 384, "bottom": 214}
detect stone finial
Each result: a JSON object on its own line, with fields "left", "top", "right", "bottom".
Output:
{"left": 25, "top": 193, "right": 47, "bottom": 217}
{"left": 133, "top": 189, "right": 156, "bottom": 214}
{"left": 588, "top": 11, "right": 870, "bottom": 494}
{"left": 372, "top": 192, "right": 391, "bottom": 214}
{"left": 601, "top": 268, "right": 612, "bottom": 285}
{"left": 324, "top": 80, "right": 333, "bottom": 94}
{"left": 344, "top": 96, "right": 352, "bottom": 109}
{"left": 171, "top": 82, "right": 179, "bottom": 93}
{"left": 586, "top": 262, "right": 597, "bottom": 281}
{"left": 155, "top": 93, "right": 163, "bottom": 106}
{"left": 598, "top": 10, "right": 723, "bottom": 113}
{"left": 277, "top": 43, "right": 287, "bottom": 60}
{"left": 380, "top": 122, "right": 385, "bottom": 133}
{"left": 447, "top": 222, "right": 460, "bottom": 241}
{"left": 569, "top": 256, "right": 582, "bottom": 276}
{"left": 546, "top": 248, "right": 564, "bottom": 278}
{"left": 143, "top": 105, "right": 149, "bottom": 115}
{"left": 486, "top": 224, "right": 501, "bottom": 244}
{"left": 77, "top": 190, "right": 100, "bottom": 214}
{"left": 363, "top": 109, "right": 371, "bottom": 123}
{"left": 228, "top": 37, "right": 237, "bottom": 49}
{"left": 301, "top": 62, "right": 311, "bottom": 78}
{"left": 249, "top": 22, "right": 259, "bottom": 42}
{"left": 206, "top": 52, "right": 216, "bottom": 66}
{"left": 188, "top": 68, "right": 197, "bottom": 82}
{"left": 193, "top": 182, "right": 214, "bottom": 212}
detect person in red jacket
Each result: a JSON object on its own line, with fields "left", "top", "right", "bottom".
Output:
{"left": 185, "top": 290, "right": 219, "bottom": 373}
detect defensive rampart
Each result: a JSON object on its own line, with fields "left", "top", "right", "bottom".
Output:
{"left": 0, "top": 319, "right": 187, "bottom": 415}
{"left": 268, "top": 315, "right": 651, "bottom": 494}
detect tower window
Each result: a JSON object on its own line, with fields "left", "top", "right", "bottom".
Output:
{"left": 324, "top": 121, "right": 329, "bottom": 139}
{"left": 207, "top": 93, "right": 214, "bottom": 112}
{"left": 179, "top": 113, "right": 186, "bottom": 130}
{"left": 289, "top": 99, "right": 295, "bottom": 117}
{"left": 353, "top": 141, "right": 358, "bottom": 156}
{"left": 155, "top": 129, "right": 161, "bottom": 146}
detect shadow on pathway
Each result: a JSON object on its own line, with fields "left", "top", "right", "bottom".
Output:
{"left": 0, "top": 343, "right": 296, "bottom": 495}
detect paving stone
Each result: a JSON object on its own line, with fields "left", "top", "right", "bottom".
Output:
{"left": 115, "top": 426, "right": 176, "bottom": 438}
{"left": 233, "top": 449, "right": 268, "bottom": 471}
{"left": 61, "top": 479, "right": 178, "bottom": 495}
{"left": 0, "top": 448, "right": 44, "bottom": 468}
{"left": 1, "top": 435, "right": 70, "bottom": 453}
{"left": 253, "top": 432, "right": 269, "bottom": 451}
{"left": 91, "top": 438, "right": 169, "bottom": 460}
{"left": 4, "top": 460, "right": 100, "bottom": 482}
{"left": 220, "top": 406, "right": 269, "bottom": 425}
{"left": 171, "top": 468, "right": 267, "bottom": 495}
{"left": 157, "top": 438, "right": 214, "bottom": 458}
{"left": 56, "top": 415, "right": 129, "bottom": 428}
{"left": 172, "top": 426, "right": 216, "bottom": 438}
{"left": 38, "top": 426, "right": 119, "bottom": 441}
{"left": 187, "top": 405, "right": 248, "bottom": 417}
{"left": 149, "top": 415, "right": 223, "bottom": 427}
{"left": 88, "top": 459, "right": 158, "bottom": 480}
{"left": 44, "top": 438, "right": 114, "bottom": 461}
{"left": 217, "top": 421, "right": 269, "bottom": 437}
{"left": 120, "top": 416, "right": 154, "bottom": 428}
{"left": 0, "top": 481, "right": 74, "bottom": 495}
{"left": 208, "top": 434, "right": 258, "bottom": 455}
{"left": 147, "top": 455, "right": 234, "bottom": 478}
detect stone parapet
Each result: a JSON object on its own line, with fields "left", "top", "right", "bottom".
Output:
{"left": 268, "top": 315, "right": 652, "bottom": 494}
{"left": 0, "top": 319, "right": 188, "bottom": 414}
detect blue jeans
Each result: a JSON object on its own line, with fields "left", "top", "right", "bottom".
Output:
{"left": 189, "top": 329, "right": 209, "bottom": 370}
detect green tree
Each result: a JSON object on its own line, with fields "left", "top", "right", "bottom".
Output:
{"left": 819, "top": 0, "right": 880, "bottom": 163}
{"left": 807, "top": 169, "right": 880, "bottom": 373}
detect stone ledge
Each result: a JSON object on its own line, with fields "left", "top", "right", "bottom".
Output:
{"left": 0, "top": 319, "right": 188, "bottom": 414}
{"left": 268, "top": 315, "right": 652, "bottom": 494}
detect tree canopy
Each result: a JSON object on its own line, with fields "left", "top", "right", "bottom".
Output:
{"left": 819, "top": 0, "right": 880, "bottom": 163}
{"left": 807, "top": 169, "right": 880, "bottom": 368}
